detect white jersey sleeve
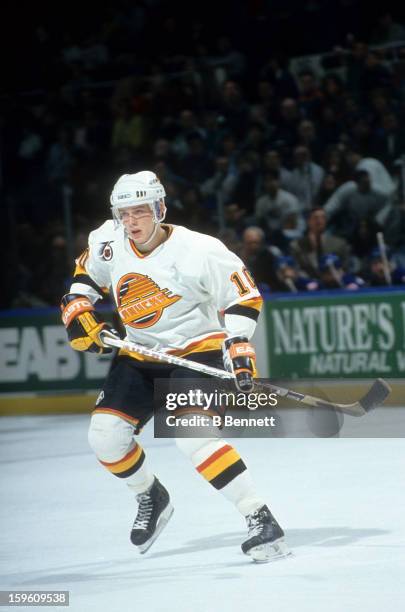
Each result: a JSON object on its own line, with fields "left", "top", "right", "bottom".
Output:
{"left": 69, "top": 221, "right": 115, "bottom": 304}
{"left": 199, "top": 236, "right": 263, "bottom": 339}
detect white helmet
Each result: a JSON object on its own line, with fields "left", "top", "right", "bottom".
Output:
{"left": 110, "top": 171, "right": 166, "bottom": 224}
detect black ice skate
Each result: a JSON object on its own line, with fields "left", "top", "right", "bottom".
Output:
{"left": 241, "top": 505, "right": 290, "bottom": 563}
{"left": 130, "top": 478, "right": 173, "bottom": 554}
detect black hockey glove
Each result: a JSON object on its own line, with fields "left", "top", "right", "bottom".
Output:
{"left": 222, "top": 336, "right": 256, "bottom": 393}
{"left": 61, "top": 293, "right": 120, "bottom": 354}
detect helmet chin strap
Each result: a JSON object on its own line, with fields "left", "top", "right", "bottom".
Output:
{"left": 132, "top": 220, "right": 165, "bottom": 250}
{"left": 137, "top": 222, "right": 159, "bottom": 247}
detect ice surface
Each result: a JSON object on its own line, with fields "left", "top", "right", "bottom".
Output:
{"left": 0, "top": 414, "right": 404, "bottom": 612}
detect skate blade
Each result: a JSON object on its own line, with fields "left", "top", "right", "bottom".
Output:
{"left": 137, "top": 504, "right": 174, "bottom": 555}
{"left": 247, "top": 537, "right": 291, "bottom": 563}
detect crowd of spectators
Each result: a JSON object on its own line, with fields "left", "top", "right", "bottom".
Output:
{"left": 3, "top": 1, "right": 405, "bottom": 308}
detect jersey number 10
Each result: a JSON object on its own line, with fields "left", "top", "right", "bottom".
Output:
{"left": 230, "top": 267, "right": 257, "bottom": 296}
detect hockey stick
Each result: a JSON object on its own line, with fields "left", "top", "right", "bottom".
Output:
{"left": 101, "top": 333, "right": 391, "bottom": 417}
{"left": 376, "top": 232, "right": 392, "bottom": 285}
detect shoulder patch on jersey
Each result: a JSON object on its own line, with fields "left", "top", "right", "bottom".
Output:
{"left": 99, "top": 241, "right": 114, "bottom": 261}
{"left": 116, "top": 273, "right": 181, "bottom": 328}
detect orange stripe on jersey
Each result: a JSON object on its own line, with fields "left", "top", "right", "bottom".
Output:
{"left": 170, "top": 333, "right": 226, "bottom": 356}
{"left": 128, "top": 225, "right": 174, "bottom": 258}
{"left": 75, "top": 248, "right": 89, "bottom": 272}
{"left": 92, "top": 408, "right": 140, "bottom": 428}
{"left": 74, "top": 262, "right": 87, "bottom": 275}
{"left": 238, "top": 296, "right": 263, "bottom": 312}
{"left": 118, "top": 333, "right": 226, "bottom": 363}
{"left": 129, "top": 240, "right": 149, "bottom": 259}
{"left": 99, "top": 443, "right": 143, "bottom": 473}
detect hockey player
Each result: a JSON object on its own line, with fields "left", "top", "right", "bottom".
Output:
{"left": 61, "top": 171, "right": 288, "bottom": 563}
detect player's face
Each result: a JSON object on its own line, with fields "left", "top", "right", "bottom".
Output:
{"left": 119, "top": 205, "right": 154, "bottom": 242}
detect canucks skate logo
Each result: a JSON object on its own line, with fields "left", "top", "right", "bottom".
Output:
{"left": 116, "top": 273, "right": 181, "bottom": 328}
{"left": 99, "top": 241, "right": 114, "bottom": 261}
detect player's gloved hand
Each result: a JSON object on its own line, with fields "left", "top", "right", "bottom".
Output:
{"left": 61, "top": 293, "right": 120, "bottom": 354}
{"left": 222, "top": 336, "right": 256, "bottom": 393}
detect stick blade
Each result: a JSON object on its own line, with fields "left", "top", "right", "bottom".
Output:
{"left": 358, "top": 378, "right": 392, "bottom": 413}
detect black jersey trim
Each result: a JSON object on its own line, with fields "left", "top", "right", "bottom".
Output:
{"left": 73, "top": 273, "right": 105, "bottom": 298}
{"left": 224, "top": 304, "right": 260, "bottom": 322}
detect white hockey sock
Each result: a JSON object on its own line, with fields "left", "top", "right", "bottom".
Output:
{"left": 125, "top": 466, "right": 155, "bottom": 495}
{"left": 176, "top": 436, "right": 265, "bottom": 516}
{"left": 219, "top": 469, "right": 266, "bottom": 516}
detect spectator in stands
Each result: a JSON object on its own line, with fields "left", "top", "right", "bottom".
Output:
{"left": 217, "top": 132, "right": 240, "bottom": 170}
{"left": 345, "top": 145, "right": 396, "bottom": 197}
{"left": 238, "top": 226, "right": 281, "bottom": 291}
{"left": 181, "top": 186, "right": 206, "bottom": 230}
{"left": 296, "top": 119, "right": 323, "bottom": 163}
{"left": 171, "top": 109, "right": 205, "bottom": 159}
{"left": 217, "top": 228, "right": 242, "bottom": 255}
{"left": 324, "top": 169, "right": 389, "bottom": 241}
{"left": 201, "top": 110, "right": 227, "bottom": 152}
{"left": 273, "top": 98, "right": 301, "bottom": 151}
{"left": 319, "top": 106, "right": 344, "bottom": 149}
{"left": 200, "top": 155, "right": 238, "bottom": 210}
{"left": 219, "top": 80, "right": 249, "bottom": 138}
{"left": 181, "top": 132, "right": 214, "bottom": 184}
{"left": 232, "top": 152, "right": 260, "bottom": 215}
{"left": 260, "top": 56, "right": 299, "bottom": 100}
{"left": 372, "top": 112, "right": 405, "bottom": 172}
{"left": 361, "top": 50, "right": 394, "bottom": 95}
{"left": 369, "top": 91, "right": 394, "bottom": 129}
{"left": 285, "top": 145, "right": 325, "bottom": 211}
{"left": 341, "top": 94, "right": 363, "bottom": 133}
{"left": 261, "top": 149, "right": 292, "bottom": 190}
{"left": 242, "top": 122, "right": 269, "bottom": 156}
{"left": 321, "top": 74, "right": 346, "bottom": 113}
{"left": 363, "top": 247, "right": 405, "bottom": 286}
{"left": 152, "top": 138, "right": 178, "bottom": 170}
{"left": 152, "top": 159, "right": 189, "bottom": 192}
{"left": 322, "top": 146, "right": 348, "bottom": 183}
{"left": 46, "top": 128, "right": 74, "bottom": 184}
{"left": 255, "top": 170, "right": 300, "bottom": 233}
{"left": 350, "top": 118, "right": 374, "bottom": 154}
{"left": 318, "top": 254, "right": 365, "bottom": 290}
{"left": 272, "top": 256, "right": 319, "bottom": 293}
{"left": 224, "top": 202, "right": 249, "bottom": 237}
{"left": 207, "top": 35, "right": 247, "bottom": 82}
{"left": 345, "top": 42, "right": 370, "bottom": 98}
{"left": 255, "top": 79, "right": 279, "bottom": 124}
{"left": 290, "top": 207, "right": 351, "bottom": 279}
{"left": 248, "top": 104, "right": 274, "bottom": 141}
{"left": 315, "top": 173, "right": 338, "bottom": 206}
{"left": 111, "top": 101, "right": 146, "bottom": 164}
{"left": 297, "top": 69, "right": 324, "bottom": 120}
{"left": 268, "top": 211, "right": 306, "bottom": 254}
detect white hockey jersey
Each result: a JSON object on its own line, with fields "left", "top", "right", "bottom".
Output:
{"left": 70, "top": 222, "right": 263, "bottom": 360}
